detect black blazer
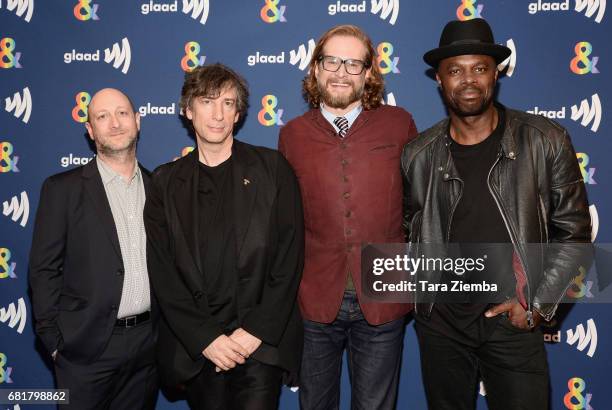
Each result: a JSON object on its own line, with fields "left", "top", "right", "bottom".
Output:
{"left": 29, "top": 160, "right": 152, "bottom": 364}
{"left": 144, "top": 140, "right": 304, "bottom": 386}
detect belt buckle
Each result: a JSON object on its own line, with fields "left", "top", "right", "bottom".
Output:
{"left": 123, "top": 315, "right": 137, "bottom": 328}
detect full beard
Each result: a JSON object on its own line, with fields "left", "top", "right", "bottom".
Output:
{"left": 445, "top": 86, "right": 494, "bottom": 117}
{"left": 318, "top": 78, "right": 364, "bottom": 109}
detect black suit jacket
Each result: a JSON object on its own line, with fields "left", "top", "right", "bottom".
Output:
{"left": 29, "top": 159, "right": 152, "bottom": 364}
{"left": 144, "top": 140, "right": 304, "bottom": 386}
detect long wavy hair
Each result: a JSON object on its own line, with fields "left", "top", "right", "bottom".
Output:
{"left": 303, "top": 25, "right": 385, "bottom": 110}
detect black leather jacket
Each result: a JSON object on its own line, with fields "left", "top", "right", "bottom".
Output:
{"left": 401, "top": 106, "right": 591, "bottom": 322}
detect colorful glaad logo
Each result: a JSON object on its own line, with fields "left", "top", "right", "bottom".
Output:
{"left": 576, "top": 153, "right": 596, "bottom": 185}
{"left": 4, "top": 87, "right": 31, "bottom": 124}
{"left": 377, "top": 42, "right": 400, "bottom": 74}
{"left": 181, "top": 41, "right": 206, "bottom": 72}
{"left": 0, "top": 353, "right": 13, "bottom": 384}
{"left": 0, "top": 298, "right": 26, "bottom": 334}
{"left": 258, "top": 95, "right": 284, "bottom": 127}
{"left": 74, "top": 0, "right": 99, "bottom": 21}
{"left": 173, "top": 146, "right": 194, "bottom": 161}
{"left": 570, "top": 41, "right": 599, "bottom": 74}
{"left": 71, "top": 91, "right": 91, "bottom": 123}
{"left": 0, "top": 37, "right": 22, "bottom": 69}
{"left": 260, "top": 0, "right": 287, "bottom": 23}
{"left": 0, "top": 142, "right": 19, "bottom": 173}
{"left": 0, "top": 0, "right": 34, "bottom": 22}
{"left": 457, "top": 0, "right": 483, "bottom": 20}
{"left": 567, "top": 266, "right": 594, "bottom": 299}
{"left": 2, "top": 191, "right": 29, "bottom": 228}
{"left": 0, "top": 248, "right": 17, "bottom": 279}
{"left": 564, "top": 377, "right": 593, "bottom": 410}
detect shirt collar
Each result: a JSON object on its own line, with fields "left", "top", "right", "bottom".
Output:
{"left": 320, "top": 103, "right": 363, "bottom": 132}
{"left": 96, "top": 156, "right": 140, "bottom": 185}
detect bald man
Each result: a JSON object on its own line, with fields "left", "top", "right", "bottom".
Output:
{"left": 29, "top": 88, "right": 158, "bottom": 409}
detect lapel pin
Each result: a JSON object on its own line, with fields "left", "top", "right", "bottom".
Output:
{"left": 243, "top": 178, "right": 250, "bottom": 186}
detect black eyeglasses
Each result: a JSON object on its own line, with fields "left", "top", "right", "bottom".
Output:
{"left": 318, "top": 55, "right": 370, "bottom": 75}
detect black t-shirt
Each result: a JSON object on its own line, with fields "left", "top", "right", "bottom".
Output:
{"left": 421, "top": 108, "right": 515, "bottom": 346}
{"left": 198, "top": 156, "right": 238, "bottom": 333}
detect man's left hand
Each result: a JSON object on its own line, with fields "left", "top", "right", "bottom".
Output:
{"left": 214, "top": 328, "right": 262, "bottom": 372}
{"left": 485, "top": 298, "right": 542, "bottom": 330}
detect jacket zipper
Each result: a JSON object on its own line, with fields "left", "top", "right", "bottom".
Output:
{"left": 487, "top": 151, "right": 534, "bottom": 325}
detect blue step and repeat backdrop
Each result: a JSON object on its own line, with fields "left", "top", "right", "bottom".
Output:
{"left": 1, "top": 0, "right": 610, "bottom": 409}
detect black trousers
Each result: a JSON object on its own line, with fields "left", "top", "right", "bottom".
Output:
{"left": 54, "top": 320, "right": 158, "bottom": 410}
{"left": 415, "top": 315, "right": 549, "bottom": 410}
{"left": 185, "top": 358, "right": 283, "bottom": 410}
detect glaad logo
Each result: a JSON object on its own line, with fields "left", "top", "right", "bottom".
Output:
{"left": 289, "top": 39, "right": 315, "bottom": 71}
{"left": 371, "top": 0, "right": 399, "bottom": 25}
{"left": 497, "top": 39, "right": 516, "bottom": 77}
{"left": 377, "top": 42, "right": 400, "bottom": 74}
{"left": 457, "top": 0, "right": 483, "bottom": 20}
{"left": 260, "top": 0, "right": 287, "bottom": 23}
{"left": 570, "top": 41, "right": 599, "bottom": 74}
{"left": 566, "top": 319, "right": 597, "bottom": 358}
{"left": 0, "top": 0, "right": 34, "bottom": 22}
{"left": 2, "top": 191, "right": 29, "bottom": 228}
{"left": 567, "top": 266, "right": 594, "bottom": 299}
{"left": 576, "top": 153, "right": 596, "bottom": 184}
{"left": 382, "top": 92, "right": 396, "bottom": 106}
{"left": 0, "top": 248, "right": 17, "bottom": 279}
{"left": 0, "top": 298, "right": 26, "bottom": 334}
{"left": 104, "top": 37, "right": 131, "bottom": 74}
{"left": 528, "top": 0, "right": 605, "bottom": 23}
{"left": 74, "top": 0, "right": 99, "bottom": 21}
{"left": 60, "top": 154, "right": 93, "bottom": 168}
{"left": 71, "top": 91, "right": 91, "bottom": 123}
{"left": 575, "top": 0, "right": 606, "bottom": 23}
{"left": 0, "top": 142, "right": 19, "bottom": 173}
{"left": 141, "top": 0, "right": 209, "bottom": 25}
{"left": 247, "top": 51, "right": 285, "bottom": 66}
{"left": 181, "top": 41, "right": 206, "bottom": 72}
{"left": 327, "top": 0, "right": 399, "bottom": 24}
{"left": 564, "top": 377, "right": 593, "bottom": 410}
{"left": 139, "top": 103, "right": 176, "bottom": 117}
{"left": 589, "top": 204, "right": 598, "bottom": 242}
{"left": 0, "top": 37, "right": 22, "bottom": 69}
{"left": 258, "top": 95, "right": 284, "bottom": 126}
{"left": 63, "top": 38, "right": 131, "bottom": 74}
{"left": 0, "top": 353, "right": 13, "bottom": 384}
{"left": 4, "top": 87, "right": 31, "bottom": 124}
{"left": 571, "top": 93, "right": 601, "bottom": 132}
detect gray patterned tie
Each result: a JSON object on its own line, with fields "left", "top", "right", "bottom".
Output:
{"left": 333, "top": 116, "right": 349, "bottom": 138}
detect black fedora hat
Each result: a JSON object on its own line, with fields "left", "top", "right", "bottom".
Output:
{"left": 423, "top": 18, "right": 511, "bottom": 68}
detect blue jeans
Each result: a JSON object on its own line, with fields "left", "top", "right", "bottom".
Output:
{"left": 299, "top": 291, "right": 407, "bottom": 410}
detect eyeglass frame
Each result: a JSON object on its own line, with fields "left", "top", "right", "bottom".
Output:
{"left": 317, "top": 55, "right": 371, "bottom": 75}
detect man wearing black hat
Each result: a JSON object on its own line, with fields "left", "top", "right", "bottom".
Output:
{"left": 401, "top": 18, "right": 591, "bottom": 409}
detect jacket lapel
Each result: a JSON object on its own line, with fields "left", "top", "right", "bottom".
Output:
{"left": 173, "top": 150, "right": 204, "bottom": 277}
{"left": 232, "top": 141, "right": 258, "bottom": 262}
{"left": 82, "top": 160, "right": 122, "bottom": 259}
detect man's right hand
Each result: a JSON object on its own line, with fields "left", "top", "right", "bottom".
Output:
{"left": 202, "top": 335, "right": 249, "bottom": 371}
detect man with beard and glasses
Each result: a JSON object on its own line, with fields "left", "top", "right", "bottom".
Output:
{"left": 401, "top": 19, "right": 591, "bottom": 410}
{"left": 29, "top": 88, "right": 158, "bottom": 409}
{"left": 279, "top": 25, "right": 418, "bottom": 409}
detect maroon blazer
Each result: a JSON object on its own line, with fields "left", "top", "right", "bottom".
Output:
{"left": 279, "top": 105, "right": 418, "bottom": 325}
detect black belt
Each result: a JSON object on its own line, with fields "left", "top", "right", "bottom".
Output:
{"left": 115, "top": 311, "right": 150, "bottom": 328}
